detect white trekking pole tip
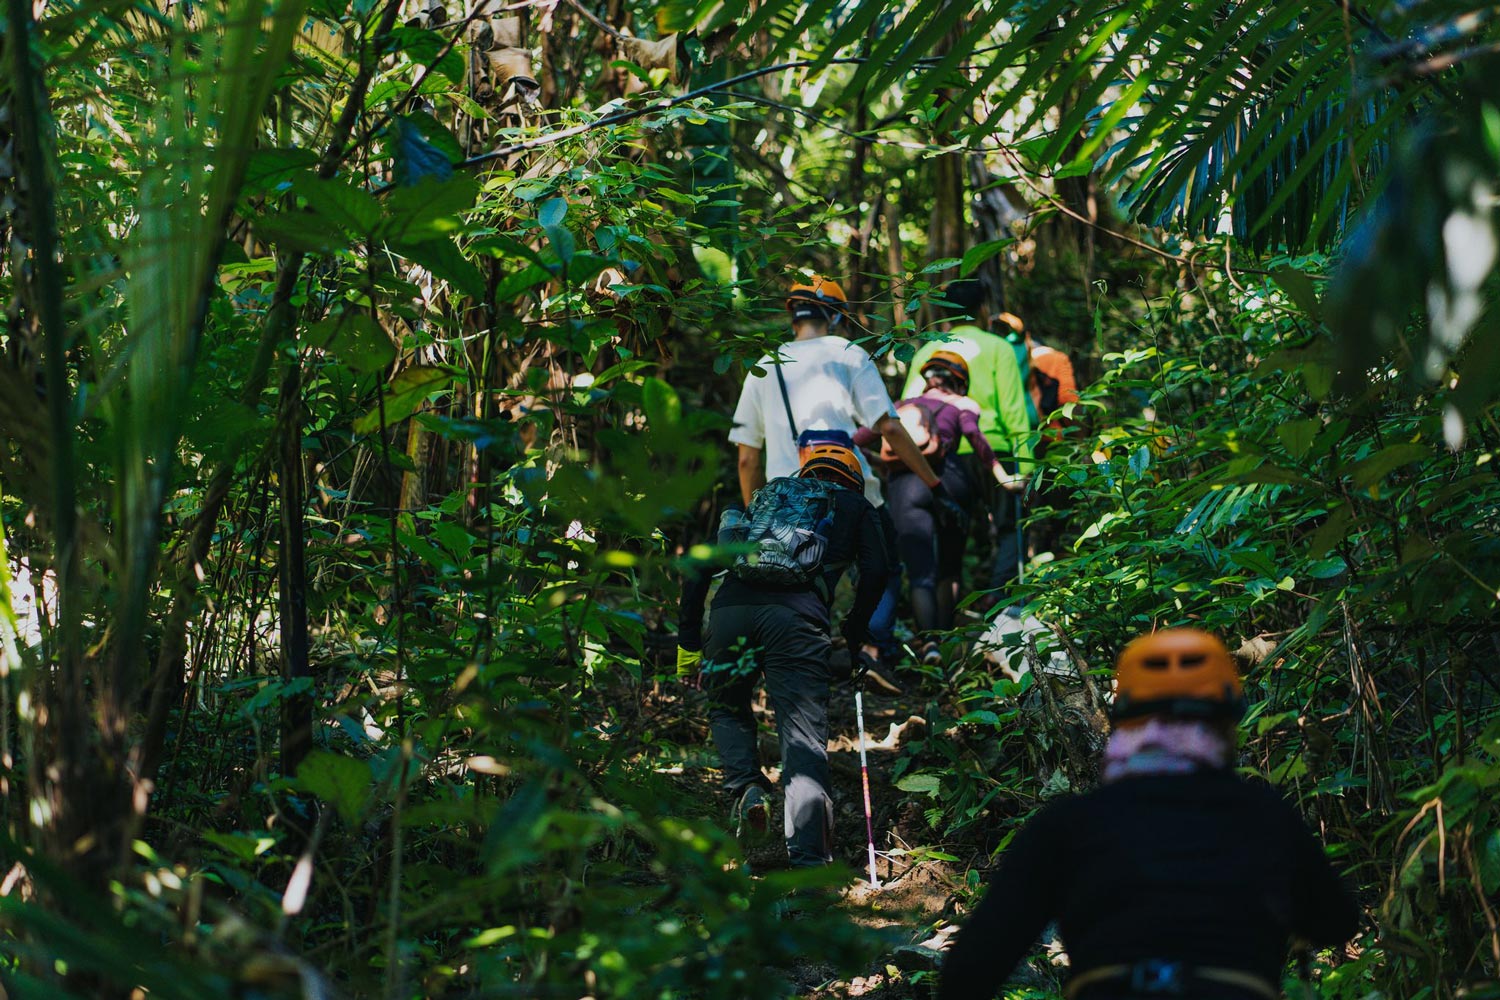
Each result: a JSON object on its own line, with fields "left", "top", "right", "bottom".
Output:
{"left": 855, "top": 688, "right": 879, "bottom": 889}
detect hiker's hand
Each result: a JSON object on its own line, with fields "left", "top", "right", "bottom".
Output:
{"left": 676, "top": 647, "right": 703, "bottom": 689}
{"left": 929, "top": 480, "right": 966, "bottom": 528}
{"left": 993, "top": 464, "right": 1027, "bottom": 493}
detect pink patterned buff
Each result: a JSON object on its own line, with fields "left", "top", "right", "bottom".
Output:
{"left": 1102, "top": 717, "right": 1232, "bottom": 782}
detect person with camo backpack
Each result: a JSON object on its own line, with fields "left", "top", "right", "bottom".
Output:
{"left": 676, "top": 443, "right": 890, "bottom": 867}
{"left": 729, "top": 275, "right": 955, "bottom": 690}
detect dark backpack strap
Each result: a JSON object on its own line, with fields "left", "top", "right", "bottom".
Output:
{"left": 772, "top": 354, "right": 799, "bottom": 445}
{"left": 1034, "top": 367, "right": 1061, "bottom": 415}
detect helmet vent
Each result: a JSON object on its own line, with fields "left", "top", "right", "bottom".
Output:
{"left": 1143, "top": 657, "right": 1170, "bottom": 670}
{"left": 1179, "top": 654, "right": 1208, "bottom": 667}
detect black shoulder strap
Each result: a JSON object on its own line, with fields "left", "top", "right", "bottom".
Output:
{"left": 772, "top": 351, "right": 799, "bottom": 445}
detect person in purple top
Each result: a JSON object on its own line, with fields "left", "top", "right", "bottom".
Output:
{"left": 856, "top": 351, "right": 1003, "bottom": 666}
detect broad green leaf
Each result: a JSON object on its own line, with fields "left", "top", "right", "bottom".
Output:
{"left": 960, "top": 239, "right": 1012, "bottom": 278}
{"left": 1277, "top": 418, "right": 1321, "bottom": 460}
{"left": 1308, "top": 502, "right": 1354, "bottom": 557}
{"left": 393, "top": 116, "right": 456, "bottom": 187}
{"left": 1271, "top": 269, "right": 1323, "bottom": 323}
{"left": 398, "top": 238, "right": 485, "bottom": 299}
{"left": 382, "top": 176, "right": 478, "bottom": 244}
{"left": 1303, "top": 362, "right": 1334, "bottom": 401}
{"left": 300, "top": 176, "right": 382, "bottom": 234}
{"left": 1347, "top": 443, "right": 1429, "bottom": 489}
{"left": 494, "top": 264, "right": 555, "bottom": 301}
{"left": 353, "top": 366, "right": 454, "bottom": 435}
{"left": 297, "top": 751, "right": 373, "bottom": 824}
{"left": 1480, "top": 828, "right": 1500, "bottom": 894}
{"left": 252, "top": 211, "right": 349, "bottom": 253}
{"left": 538, "top": 197, "right": 568, "bottom": 230}
{"left": 306, "top": 313, "right": 396, "bottom": 373}
{"left": 242, "top": 147, "right": 318, "bottom": 195}
{"left": 642, "top": 377, "right": 680, "bottom": 430}
{"left": 895, "top": 773, "right": 940, "bottom": 795}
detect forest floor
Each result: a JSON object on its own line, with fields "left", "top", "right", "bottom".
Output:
{"left": 661, "top": 661, "right": 970, "bottom": 1000}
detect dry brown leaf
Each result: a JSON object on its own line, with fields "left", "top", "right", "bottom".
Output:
{"left": 617, "top": 33, "right": 678, "bottom": 81}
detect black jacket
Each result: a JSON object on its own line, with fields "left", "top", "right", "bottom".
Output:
{"left": 939, "top": 771, "right": 1360, "bottom": 1000}
{"left": 678, "top": 484, "right": 889, "bottom": 650}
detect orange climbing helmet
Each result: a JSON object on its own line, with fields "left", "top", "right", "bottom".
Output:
{"left": 921, "top": 350, "right": 970, "bottom": 390}
{"left": 996, "top": 310, "right": 1026, "bottom": 343}
{"left": 797, "top": 443, "right": 864, "bottom": 492}
{"left": 1112, "top": 628, "right": 1245, "bottom": 724}
{"left": 787, "top": 276, "right": 849, "bottom": 322}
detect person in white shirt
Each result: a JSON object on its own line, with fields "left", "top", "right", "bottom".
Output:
{"left": 729, "top": 276, "right": 947, "bottom": 507}
{"left": 728, "top": 276, "right": 959, "bottom": 686}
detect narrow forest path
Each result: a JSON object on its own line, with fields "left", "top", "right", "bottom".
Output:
{"left": 791, "top": 682, "right": 960, "bottom": 998}
{"left": 658, "top": 664, "right": 968, "bottom": 999}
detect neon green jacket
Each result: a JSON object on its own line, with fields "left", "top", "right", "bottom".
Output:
{"left": 901, "top": 325, "right": 1033, "bottom": 471}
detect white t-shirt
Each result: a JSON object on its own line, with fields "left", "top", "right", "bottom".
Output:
{"left": 728, "top": 335, "right": 897, "bottom": 506}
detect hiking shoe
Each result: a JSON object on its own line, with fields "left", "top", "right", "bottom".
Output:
{"left": 734, "top": 785, "right": 770, "bottom": 845}
{"left": 861, "top": 656, "right": 905, "bottom": 696}
{"left": 919, "top": 642, "right": 943, "bottom": 668}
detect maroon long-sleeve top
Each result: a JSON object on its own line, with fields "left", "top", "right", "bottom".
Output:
{"left": 854, "top": 394, "right": 998, "bottom": 471}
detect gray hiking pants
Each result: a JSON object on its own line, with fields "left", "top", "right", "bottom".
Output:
{"left": 703, "top": 603, "right": 833, "bottom": 868}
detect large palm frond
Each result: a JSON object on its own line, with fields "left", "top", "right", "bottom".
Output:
{"left": 671, "top": 0, "right": 1500, "bottom": 253}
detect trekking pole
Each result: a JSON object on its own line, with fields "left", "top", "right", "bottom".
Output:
{"left": 1014, "top": 491, "right": 1025, "bottom": 585}
{"left": 854, "top": 679, "right": 880, "bottom": 888}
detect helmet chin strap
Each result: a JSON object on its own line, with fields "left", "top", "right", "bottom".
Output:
{"left": 790, "top": 302, "right": 841, "bottom": 327}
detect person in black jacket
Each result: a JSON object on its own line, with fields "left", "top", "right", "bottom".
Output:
{"left": 677, "top": 443, "right": 890, "bottom": 868}
{"left": 939, "top": 629, "right": 1359, "bottom": 1000}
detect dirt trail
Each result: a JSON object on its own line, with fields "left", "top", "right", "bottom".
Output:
{"left": 751, "top": 677, "right": 964, "bottom": 999}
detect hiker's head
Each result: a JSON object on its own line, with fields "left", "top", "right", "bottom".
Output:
{"left": 921, "top": 350, "right": 970, "bottom": 395}
{"left": 1111, "top": 628, "right": 1245, "bottom": 734}
{"left": 940, "top": 279, "right": 988, "bottom": 326}
{"left": 786, "top": 276, "right": 848, "bottom": 336}
{"left": 797, "top": 443, "right": 864, "bottom": 492}
{"left": 996, "top": 310, "right": 1027, "bottom": 347}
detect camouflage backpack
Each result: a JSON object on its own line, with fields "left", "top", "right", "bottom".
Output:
{"left": 730, "top": 477, "right": 840, "bottom": 586}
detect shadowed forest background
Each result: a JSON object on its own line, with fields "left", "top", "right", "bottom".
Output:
{"left": 0, "top": 0, "right": 1499, "bottom": 997}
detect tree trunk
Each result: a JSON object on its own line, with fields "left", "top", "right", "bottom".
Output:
{"left": 278, "top": 360, "right": 312, "bottom": 774}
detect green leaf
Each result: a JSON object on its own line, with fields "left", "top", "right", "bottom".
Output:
{"left": 306, "top": 313, "right": 396, "bottom": 373}
{"left": 354, "top": 366, "right": 453, "bottom": 435}
{"left": 382, "top": 176, "right": 478, "bottom": 243}
{"left": 1277, "top": 418, "right": 1321, "bottom": 460}
{"left": 1480, "top": 828, "right": 1500, "bottom": 894}
{"left": 959, "top": 239, "right": 1012, "bottom": 277}
{"left": 539, "top": 197, "right": 568, "bottom": 230}
{"left": 296, "top": 751, "right": 373, "bottom": 824}
{"left": 642, "top": 377, "right": 680, "bottom": 430}
{"left": 398, "top": 238, "right": 485, "bottom": 299}
{"left": 252, "top": 211, "right": 349, "bottom": 253}
{"left": 1347, "top": 443, "right": 1429, "bottom": 489}
{"left": 494, "top": 264, "right": 554, "bottom": 301}
{"left": 300, "top": 176, "right": 382, "bottom": 234}
{"left": 1303, "top": 362, "right": 1334, "bottom": 401}
{"left": 1308, "top": 502, "right": 1354, "bottom": 557}
{"left": 546, "top": 225, "right": 576, "bottom": 267}
{"left": 392, "top": 115, "right": 456, "bottom": 186}
{"left": 243, "top": 147, "right": 318, "bottom": 195}
{"left": 1271, "top": 267, "right": 1323, "bottom": 322}
{"left": 921, "top": 257, "right": 962, "bottom": 275}
{"left": 895, "top": 773, "right": 940, "bottom": 795}
{"left": 538, "top": 197, "right": 576, "bottom": 268}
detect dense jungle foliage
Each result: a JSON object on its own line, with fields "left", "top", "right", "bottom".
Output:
{"left": 0, "top": 0, "right": 1498, "bottom": 997}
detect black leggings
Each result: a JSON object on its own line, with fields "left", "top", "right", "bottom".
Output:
{"left": 886, "top": 461, "right": 973, "bottom": 634}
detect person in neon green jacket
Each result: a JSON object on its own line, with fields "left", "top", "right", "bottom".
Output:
{"left": 900, "top": 280, "right": 1033, "bottom": 609}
